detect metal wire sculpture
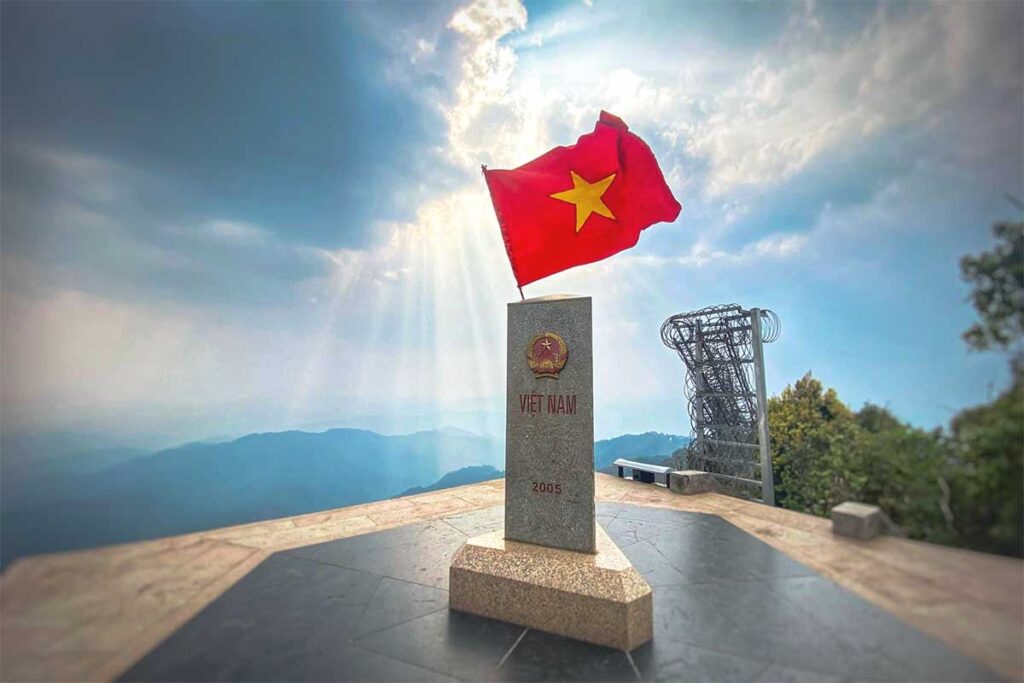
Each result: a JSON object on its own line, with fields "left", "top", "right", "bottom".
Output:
{"left": 661, "top": 304, "right": 780, "bottom": 491}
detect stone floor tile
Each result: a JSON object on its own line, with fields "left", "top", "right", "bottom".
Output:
{"left": 604, "top": 516, "right": 693, "bottom": 546}
{"left": 7, "top": 483, "right": 1016, "bottom": 682}
{"left": 204, "top": 515, "right": 379, "bottom": 551}
{"left": 443, "top": 505, "right": 505, "bottom": 537}
{"left": 767, "top": 576, "right": 998, "bottom": 681}
{"left": 120, "top": 555, "right": 384, "bottom": 681}
{"left": 350, "top": 576, "right": 450, "bottom": 639}
{"left": 610, "top": 504, "right": 704, "bottom": 526}
{"left": 129, "top": 639, "right": 458, "bottom": 682}
{"left": 353, "top": 608, "right": 524, "bottom": 681}
{"left": 496, "top": 629, "right": 638, "bottom": 682}
{"left": 647, "top": 524, "right": 761, "bottom": 584}
{"left": 630, "top": 640, "right": 770, "bottom": 682}
{"left": 753, "top": 663, "right": 845, "bottom": 682}
{"left": 617, "top": 540, "right": 691, "bottom": 586}
{"left": 287, "top": 518, "right": 467, "bottom": 589}
{"left": 693, "top": 578, "right": 914, "bottom": 679}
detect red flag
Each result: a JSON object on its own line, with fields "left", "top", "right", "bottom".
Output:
{"left": 484, "top": 111, "right": 681, "bottom": 288}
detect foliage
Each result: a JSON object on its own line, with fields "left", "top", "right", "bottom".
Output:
{"left": 952, "top": 218, "right": 1024, "bottom": 555}
{"left": 960, "top": 221, "right": 1024, "bottom": 352}
{"left": 767, "top": 374, "right": 862, "bottom": 517}
{"left": 946, "top": 361, "right": 1024, "bottom": 557}
{"left": 764, "top": 219, "right": 1024, "bottom": 557}
{"left": 676, "top": 221, "right": 1023, "bottom": 556}
{"left": 768, "top": 372, "right": 1021, "bottom": 556}
{"left": 853, "top": 411, "right": 957, "bottom": 547}
{"left": 766, "top": 374, "right": 954, "bottom": 543}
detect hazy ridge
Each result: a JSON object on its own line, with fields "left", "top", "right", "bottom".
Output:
{"left": 1, "top": 428, "right": 687, "bottom": 567}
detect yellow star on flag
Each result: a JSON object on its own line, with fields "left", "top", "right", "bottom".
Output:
{"left": 549, "top": 171, "right": 617, "bottom": 232}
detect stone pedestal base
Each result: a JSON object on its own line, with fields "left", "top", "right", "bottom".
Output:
{"left": 449, "top": 526, "right": 653, "bottom": 651}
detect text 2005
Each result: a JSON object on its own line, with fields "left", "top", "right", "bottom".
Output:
{"left": 531, "top": 481, "right": 562, "bottom": 494}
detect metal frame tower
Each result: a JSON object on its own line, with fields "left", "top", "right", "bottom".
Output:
{"left": 660, "top": 304, "right": 780, "bottom": 505}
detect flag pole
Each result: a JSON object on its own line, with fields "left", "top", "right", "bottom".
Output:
{"left": 518, "top": 286, "right": 525, "bottom": 301}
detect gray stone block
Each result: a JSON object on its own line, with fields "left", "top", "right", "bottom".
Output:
{"left": 831, "top": 501, "right": 883, "bottom": 539}
{"left": 505, "top": 295, "right": 595, "bottom": 553}
{"left": 669, "top": 470, "right": 715, "bottom": 495}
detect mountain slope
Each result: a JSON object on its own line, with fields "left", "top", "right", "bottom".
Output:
{"left": 593, "top": 432, "right": 690, "bottom": 470}
{"left": 0, "top": 427, "right": 502, "bottom": 566}
{"left": 399, "top": 465, "right": 503, "bottom": 496}
{"left": 1, "top": 428, "right": 689, "bottom": 567}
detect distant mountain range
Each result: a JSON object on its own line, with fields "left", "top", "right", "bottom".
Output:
{"left": 399, "top": 465, "right": 504, "bottom": 496}
{"left": 594, "top": 432, "right": 690, "bottom": 469}
{"left": 0, "top": 428, "right": 687, "bottom": 567}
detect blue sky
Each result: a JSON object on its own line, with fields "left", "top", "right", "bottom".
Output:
{"left": 1, "top": 0, "right": 1021, "bottom": 447}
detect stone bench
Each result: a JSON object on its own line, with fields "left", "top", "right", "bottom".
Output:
{"left": 613, "top": 459, "right": 673, "bottom": 486}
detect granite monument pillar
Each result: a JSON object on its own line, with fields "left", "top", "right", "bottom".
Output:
{"left": 504, "top": 295, "right": 595, "bottom": 553}
{"left": 449, "top": 295, "right": 653, "bottom": 651}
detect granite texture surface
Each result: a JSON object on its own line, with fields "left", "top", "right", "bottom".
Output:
{"left": 449, "top": 526, "right": 652, "bottom": 651}
{"left": 505, "top": 295, "right": 595, "bottom": 553}
{"left": 831, "top": 501, "right": 883, "bottom": 539}
{"left": 668, "top": 469, "right": 717, "bottom": 495}
{"left": 118, "top": 503, "right": 1001, "bottom": 682}
{"left": 6, "top": 476, "right": 1018, "bottom": 682}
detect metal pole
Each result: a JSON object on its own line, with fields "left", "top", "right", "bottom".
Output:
{"left": 694, "top": 320, "right": 706, "bottom": 455}
{"left": 750, "top": 309, "right": 775, "bottom": 506}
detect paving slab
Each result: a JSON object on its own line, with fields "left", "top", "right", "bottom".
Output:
{"left": 3, "top": 476, "right": 1020, "bottom": 681}
{"left": 120, "top": 505, "right": 1000, "bottom": 682}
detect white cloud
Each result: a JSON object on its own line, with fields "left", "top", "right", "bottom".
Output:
{"left": 680, "top": 232, "right": 809, "bottom": 268}
{"left": 5, "top": 0, "right": 1018, "bottom": 439}
{"left": 273, "top": 0, "right": 693, "bottom": 429}
{"left": 619, "top": 231, "right": 810, "bottom": 270}
{"left": 18, "top": 143, "right": 143, "bottom": 205}
{"left": 445, "top": 0, "right": 534, "bottom": 167}
{"left": 202, "top": 219, "right": 271, "bottom": 245}
{"left": 600, "top": 68, "right": 676, "bottom": 124}
{"left": 411, "top": 38, "right": 436, "bottom": 63}
{"left": 0, "top": 0, "right": 539, "bottom": 437}
{"left": 0, "top": 283, "right": 464, "bottom": 439}
{"left": 685, "top": 1, "right": 1023, "bottom": 195}
{"left": 0, "top": 140, "right": 337, "bottom": 334}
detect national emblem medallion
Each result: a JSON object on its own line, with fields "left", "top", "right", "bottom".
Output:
{"left": 527, "top": 332, "right": 568, "bottom": 378}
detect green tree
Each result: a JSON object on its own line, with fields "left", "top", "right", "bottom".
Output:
{"left": 855, "top": 403, "right": 901, "bottom": 433}
{"left": 853, "top": 406, "right": 957, "bottom": 546}
{"left": 767, "top": 373, "right": 865, "bottom": 517}
{"left": 687, "top": 220, "right": 1022, "bottom": 555}
{"left": 960, "top": 221, "right": 1024, "bottom": 352}
{"left": 948, "top": 218, "right": 1024, "bottom": 557}
{"left": 766, "top": 219, "right": 1024, "bottom": 557}
{"left": 768, "top": 375, "right": 955, "bottom": 542}
{"left": 947, "top": 364, "right": 1024, "bottom": 557}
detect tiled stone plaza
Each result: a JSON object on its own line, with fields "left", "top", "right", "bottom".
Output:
{"left": 2, "top": 475, "right": 1021, "bottom": 681}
